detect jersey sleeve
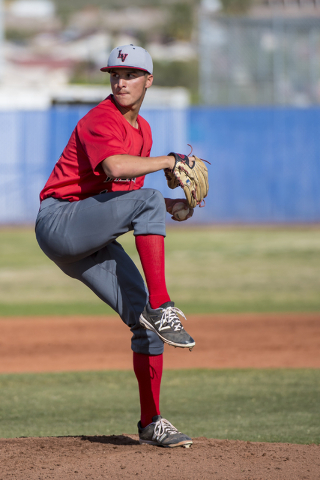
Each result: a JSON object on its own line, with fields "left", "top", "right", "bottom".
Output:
{"left": 78, "top": 113, "right": 127, "bottom": 172}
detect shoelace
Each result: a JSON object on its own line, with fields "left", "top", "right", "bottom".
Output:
{"left": 153, "top": 418, "right": 180, "bottom": 441}
{"left": 157, "top": 306, "right": 187, "bottom": 332}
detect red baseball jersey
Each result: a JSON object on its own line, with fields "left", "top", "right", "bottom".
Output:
{"left": 40, "top": 95, "right": 153, "bottom": 202}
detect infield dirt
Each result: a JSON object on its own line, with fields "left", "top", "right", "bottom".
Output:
{"left": 1, "top": 313, "right": 319, "bottom": 479}
{"left": 1, "top": 313, "right": 320, "bottom": 372}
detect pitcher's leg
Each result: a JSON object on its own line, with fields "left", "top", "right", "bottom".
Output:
{"left": 135, "top": 235, "right": 170, "bottom": 309}
{"left": 57, "top": 240, "right": 165, "bottom": 428}
{"left": 57, "top": 240, "right": 164, "bottom": 356}
{"left": 133, "top": 352, "right": 163, "bottom": 428}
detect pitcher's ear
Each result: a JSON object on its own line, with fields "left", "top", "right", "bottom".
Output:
{"left": 146, "top": 74, "right": 154, "bottom": 89}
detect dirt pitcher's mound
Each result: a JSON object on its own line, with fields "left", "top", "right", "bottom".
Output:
{"left": 1, "top": 313, "right": 320, "bottom": 480}
{"left": 0, "top": 435, "right": 319, "bottom": 480}
{"left": 1, "top": 313, "right": 320, "bottom": 373}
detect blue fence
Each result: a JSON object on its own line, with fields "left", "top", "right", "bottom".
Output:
{"left": 1, "top": 105, "right": 319, "bottom": 224}
{"left": 186, "top": 107, "right": 320, "bottom": 223}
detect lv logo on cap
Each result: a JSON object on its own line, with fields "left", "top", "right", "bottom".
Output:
{"left": 117, "top": 50, "right": 128, "bottom": 62}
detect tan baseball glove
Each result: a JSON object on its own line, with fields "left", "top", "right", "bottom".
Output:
{"left": 164, "top": 150, "right": 209, "bottom": 209}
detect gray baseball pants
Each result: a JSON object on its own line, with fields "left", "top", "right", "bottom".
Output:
{"left": 35, "top": 188, "right": 166, "bottom": 355}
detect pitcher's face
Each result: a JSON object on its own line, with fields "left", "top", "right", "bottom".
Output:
{"left": 110, "top": 69, "right": 153, "bottom": 110}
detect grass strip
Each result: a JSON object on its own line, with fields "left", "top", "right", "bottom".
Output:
{"left": 0, "top": 369, "right": 319, "bottom": 444}
{"left": 0, "top": 301, "right": 319, "bottom": 317}
{"left": 1, "top": 226, "right": 320, "bottom": 315}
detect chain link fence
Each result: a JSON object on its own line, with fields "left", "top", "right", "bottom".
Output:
{"left": 199, "top": 11, "right": 320, "bottom": 105}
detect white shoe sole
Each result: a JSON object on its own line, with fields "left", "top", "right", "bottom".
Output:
{"left": 139, "top": 439, "right": 193, "bottom": 448}
{"left": 139, "top": 315, "right": 195, "bottom": 349}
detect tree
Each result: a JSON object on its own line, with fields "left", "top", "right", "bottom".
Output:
{"left": 220, "top": 0, "right": 253, "bottom": 15}
{"left": 164, "top": 3, "right": 194, "bottom": 42}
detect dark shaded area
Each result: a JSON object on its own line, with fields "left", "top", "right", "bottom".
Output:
{"left": 80, "top": 434, "right": 140, "bottom": 446}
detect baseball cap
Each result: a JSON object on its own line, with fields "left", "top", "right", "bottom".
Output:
{"left": 100, "top": 44, "right": 153, "bottom": 74}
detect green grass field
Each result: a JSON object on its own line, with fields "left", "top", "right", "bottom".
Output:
{"left": 0, "top": 226, "right": 319, "bottom": 443}
{"left": 0, "top": 369, "right": 319, "bottom": 443}
{"left": 0, "top": 225, "right": 320, "bottom": 315}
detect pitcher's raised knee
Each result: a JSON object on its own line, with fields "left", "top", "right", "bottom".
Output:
{"left": 132, "top": 189, "right": 166, "bottom": 237}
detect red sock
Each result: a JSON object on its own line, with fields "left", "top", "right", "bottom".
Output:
{"left": 133, "top": 352, "right": 163, "bottom": 428}
{"left": 135, "top": 235, "right": 170, "bottom": 309}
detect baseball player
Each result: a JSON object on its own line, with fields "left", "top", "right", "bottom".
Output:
{"left": 35, "top": 45, "right": 195, "bottom": 448}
